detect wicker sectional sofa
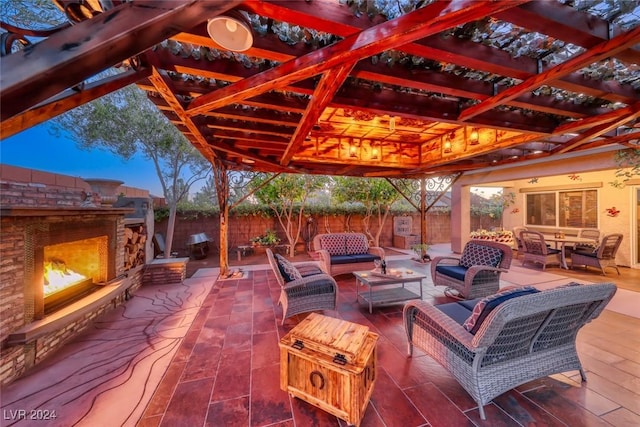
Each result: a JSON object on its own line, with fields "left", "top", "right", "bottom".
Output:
{"left": 403, "top": 282, "right": 616, "bottom": 420}
{"left": 312, "top": 233, "right": 384, "bottom": 276}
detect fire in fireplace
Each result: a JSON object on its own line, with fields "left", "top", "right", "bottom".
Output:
{"left": 41, "top": 236, "right": 108, "bottom": 314}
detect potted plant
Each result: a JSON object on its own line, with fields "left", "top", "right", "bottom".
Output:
{"left": 250, "top": 229, "right": 281, "bottom": 247}
{"left": 411, "top": 243, "right": 431, "bottom": 263}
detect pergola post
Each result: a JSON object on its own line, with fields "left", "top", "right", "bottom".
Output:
{"left": 213, "top": 159, "right": 230, "bottom": 278}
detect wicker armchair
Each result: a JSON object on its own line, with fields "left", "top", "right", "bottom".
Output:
{"left": 571, "top": 233, "right": 623, "bottom": 275}
{"left": 520, "top": 230, "right": 562, "bottom": 270}
{"left": 403, "top": 282, "right": 617, "bottom": 420}
{"left": 431, "top": 240, "right": 513, "bottom": 299}
{"left": 266, "top": 248, "right": 338, "bottom": 324}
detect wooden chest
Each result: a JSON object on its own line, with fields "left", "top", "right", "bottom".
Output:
{"left": 279, "top": 313, "right": 378, "bottom": 427}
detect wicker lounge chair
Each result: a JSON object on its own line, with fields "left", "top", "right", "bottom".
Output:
{"left": 512, "top": 226, "right": 528, "bottom": 258}
{"left": 266, "top": 248, "right": 338, "bottom": 324}
{"left": 571, "top": 233, "right": 623, "bottom": 275}
{"left": 403, "top": 282, "right": 617, "bottom": 420}
{"left": 431, "top": 240, "right": 513, "bottom": 299}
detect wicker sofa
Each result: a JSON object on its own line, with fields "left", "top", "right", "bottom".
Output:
{"left": 403, "top": 282, "right": 617, "bottom": 419}
{"left": 312, "top": 233, "right": 384, "bottom": 276}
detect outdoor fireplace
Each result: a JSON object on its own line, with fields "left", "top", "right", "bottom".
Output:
{"left": 27, "top": 218, "right": 117, "bottom": 320}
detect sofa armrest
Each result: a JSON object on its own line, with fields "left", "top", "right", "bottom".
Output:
{"left": 315, "top": 249, "right": 331, "bottom": 274}
{"left": 368, "top": 246, "right": 385, "bottom": 259}
{"left": 403, "top": 300, "right": 476, "bottom": 353}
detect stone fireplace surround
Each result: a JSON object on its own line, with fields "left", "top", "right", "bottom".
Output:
{"left": 0, "top": 166, "right": 152, "bottom": 386}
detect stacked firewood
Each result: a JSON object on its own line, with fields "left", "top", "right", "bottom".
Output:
{"left": 124, "top": 225, "right": 146, "bottom": 270}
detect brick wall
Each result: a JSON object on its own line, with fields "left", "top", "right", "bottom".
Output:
{"left": 156, "top": 210, "right": 455, "bottom": 257}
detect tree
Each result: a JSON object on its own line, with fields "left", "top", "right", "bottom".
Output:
{"left": 52, "top": 86, "right": 211, "bottom": 257}
{"left": 252, "top": 174, "right": 326, "bottom": 257}
{"left": 333, "top": 177, "right": 399, "bottom": 246}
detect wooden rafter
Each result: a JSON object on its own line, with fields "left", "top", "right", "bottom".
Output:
{"left": 1, "top": 67, "right": 150, "bottom": 139}
{"left": 186, "top": 0, "right": 528, "bottom": 115}
{"left": 0, "top": 0, "right": 243, "bottom": 121}
{"left": 458, "top": 25, "right": 640, "bottom": 122}
{"left": 282, "top": 63, "right": 356, "bottom": 165}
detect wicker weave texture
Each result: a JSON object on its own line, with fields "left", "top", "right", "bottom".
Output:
{"left": 403, "top": 283, "right": 617, "bottom": 420}
{"left": 431, "top": 240, "right": 513, "bottom": 299}
{"left": 266, "top": 249, "right": 338, "bottom": 324}
{"left": 571, "top": 233, "right": 623, "bottom": 275}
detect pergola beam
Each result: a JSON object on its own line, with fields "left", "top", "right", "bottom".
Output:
{"left": 0, "top": 0, "right": 243, "bottom": 121}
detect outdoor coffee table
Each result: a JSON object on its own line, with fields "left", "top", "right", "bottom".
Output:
{"left": 353, "top": 268, "right": 426, "bottom": 313}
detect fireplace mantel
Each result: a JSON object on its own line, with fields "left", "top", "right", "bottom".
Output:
{"left": 6, "top": 270, "right": 140, "bottom": 345}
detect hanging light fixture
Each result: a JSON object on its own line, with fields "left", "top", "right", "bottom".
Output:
{"left": 443, "top": 132, "right": 454, "bottom": 153}
{"left": 469, "top": 128, "right": 479, "bottom": 145}
{"left": 207, "top": 10, "right": 254, "bottom": 52}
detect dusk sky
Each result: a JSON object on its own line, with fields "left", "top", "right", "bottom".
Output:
{"left": 1, "top": 123, "right": 165, "bottom": 196}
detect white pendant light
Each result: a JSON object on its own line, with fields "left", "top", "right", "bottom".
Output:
{"left": 207, "top": 11, "right": 253, "bottom": 52}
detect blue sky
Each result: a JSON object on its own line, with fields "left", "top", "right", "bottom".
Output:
{"left": 1, "top": 123, "right": 165, "bottom": 196}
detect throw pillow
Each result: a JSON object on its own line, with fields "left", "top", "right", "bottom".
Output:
{"left": 463, "top": 286, "right": 539, "bottom": 334}
{"left": 459, "top": 243, "right": 503, "bottom": 269}
{"left": 275, "top": 254, "right": 302, "bottom": 282}
{"left": 345, "top": 234, "right": 369, "bottom": 255}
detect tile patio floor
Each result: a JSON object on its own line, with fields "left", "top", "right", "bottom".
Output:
{"left": 1, "top": 245, "right": 639, "bottom": 427}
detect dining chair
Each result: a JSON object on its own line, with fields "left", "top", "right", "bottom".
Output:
{"left": 512, "top": 226, "right": 528, "bottom": 258}
{"left": 520, "top": 230, "right": 562, "bottom": 270}
{"left": 571, "top": 233, "right": 623, "bottom": 275}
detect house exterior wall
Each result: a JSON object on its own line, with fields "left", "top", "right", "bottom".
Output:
{"left": 452, "top": 149, "right": 636, "bottom": 267}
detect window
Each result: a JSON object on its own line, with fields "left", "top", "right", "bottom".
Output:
{"left": 526, "top": 190, "right": 597, "bottom": 228}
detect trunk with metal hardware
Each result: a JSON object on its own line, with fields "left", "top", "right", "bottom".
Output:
{"left": 279, "top": 313, "right": 378, "bottom": 426}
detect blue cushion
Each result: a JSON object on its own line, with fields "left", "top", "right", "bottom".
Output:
{"left": 573, "top": 249, "right": 597, "bottom": 258}
{"left": 275, "top": 254, "right": 302, "bottom": 282}
{"left": 296, "top": 265, "right": 324, "bottom": 277}
{"left": 348, "top": 254, "right": 380, "bottom": 263}
{"left": 435, "top": 265, "right": 469, "bottom": 281}
{"left": 330, "top": 255, "right": 357, "bottom": 265}
{"left": 458, "top": 299, "right": 481, "bottom": 311}
{"left": 435, "top": 302, "right": 473, "bottom": 325}
{"left": 547, "top": 248, "right": 562, "bottom": 254}
{"left": 463, "top": 287, "right": 539, "bottom": 334}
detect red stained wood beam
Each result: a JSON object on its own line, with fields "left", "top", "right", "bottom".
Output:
{"left": 282, "top": 63, "right": 356, "bottom": 165}
{"left": 554, "top": 103, "right": 640, "bottom": 154}
{"left": 0, "top": 0, "right": 243, "bottom": 121}
{"left": 458, "top": 26, "right": 640, "bottom": 122}
{"left": 246, "top": 0, "right": 637, "bottom": 104}
{"left": 186, "top": 0, "right": 529, "bottom": 115}
{"left": 1, "top": 67, "right": 150, "bottom": 139}
{"left": 554, "top": 102, "right": 640, "bottom": 135}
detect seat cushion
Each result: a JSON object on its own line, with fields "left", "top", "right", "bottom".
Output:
{"left": 330, "top": 255, "right": 357, "bottom": 265}
{"left": 573, "top": 249, "right": 598, "bottom": 258}
{"left": 435, "top": 301, "right": 475, "bottom": 325}
{"left": 296, "top": 265, "right": 324, "bottom": 277}
{"left": 345, "top": 234, "right": 369, "bottom": 255}
{"left": 459, "top": 243, "right": 503, "bottom": 268}
{"left": 435, "top": 265, "right": 469, "bottom": 281}
{"left": 463, "top": 286, "right": 539, "bottom": 334}
{"left": 320, "top": 234, "right": 347, "bottom": 255}
{"left": 275, "top": 254, "right": 302, "bottom": 282}
{"left": 348, "top": 253, "right": 380, "bottom": 263}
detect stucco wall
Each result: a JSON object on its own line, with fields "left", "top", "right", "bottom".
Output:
{"left": 453, "top": 148, "right": 637, "bottom": 268}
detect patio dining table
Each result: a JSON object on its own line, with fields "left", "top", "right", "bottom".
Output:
{"left": 542, "top": 235, "right": 599, "bottom": 269}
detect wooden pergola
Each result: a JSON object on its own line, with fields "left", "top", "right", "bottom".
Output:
{"left": 1, "top": 0, "right": 639, "bottom": 273}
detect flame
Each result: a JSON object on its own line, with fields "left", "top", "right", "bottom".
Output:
{"left": 44, "top": 259, "right": 88, "bottom": 297}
